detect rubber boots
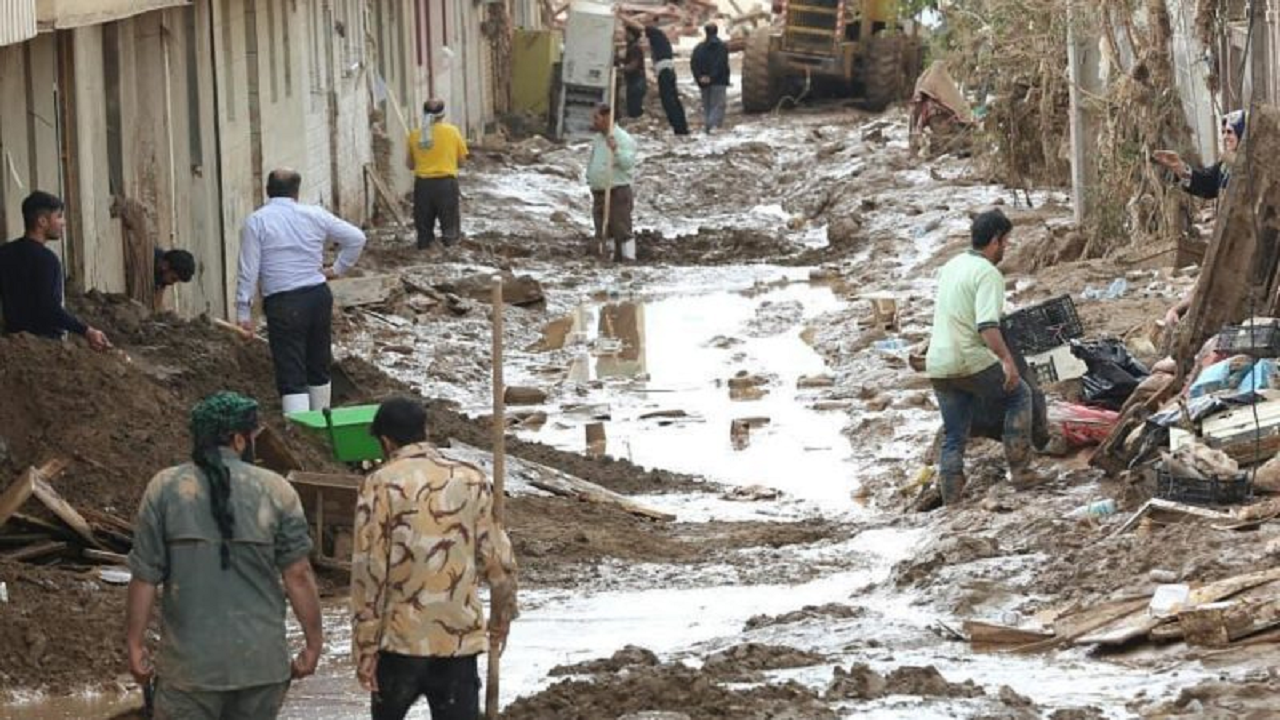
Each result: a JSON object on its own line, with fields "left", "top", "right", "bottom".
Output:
{"left": 308, "top": 383, "right": 332, "bottom": 412}
{"left": 939, "top": 473, "right": 967, "bottom": 506}
{"left": 282, "top": 393, "right": 309, "bottom": 417}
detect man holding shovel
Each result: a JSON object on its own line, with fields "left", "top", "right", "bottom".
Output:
{"left": 351, "top": 397, "right": 517, "bottom": 720}
{"left": 586, "top": 103, "right": 639, "bottom": 262}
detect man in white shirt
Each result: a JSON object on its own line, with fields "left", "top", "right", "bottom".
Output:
{"left": 236, "top": 169, "right": 366, "bottom": 415}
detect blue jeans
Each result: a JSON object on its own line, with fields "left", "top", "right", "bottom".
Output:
{"left": 700, "top": 85, "right": 727, "bottom": 131}
{"left": 931, "top": 363, "right": 1033, "bottom": 490}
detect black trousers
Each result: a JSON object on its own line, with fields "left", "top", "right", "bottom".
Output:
{"left": 372, "top": 653, "right": 480, "bottom": 720}
{"left": 263, "top": 283, "right": 332, "bottom": 396}
{"left": 657, "top": 69, "right": 689, "bottom": 135}
{"left": 414, "top": 176, "right": 462, "bottom": 249}
{"left": 624, "top": 74, "right": 646, "bottom": 118}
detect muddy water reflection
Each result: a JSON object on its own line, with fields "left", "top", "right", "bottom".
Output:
{"left": 524, "top": 280, "right": 855, "bottom": 507}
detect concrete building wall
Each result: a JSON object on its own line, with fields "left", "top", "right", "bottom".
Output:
{"left": 213, "top": 0, "right": 258, "bottom": 313}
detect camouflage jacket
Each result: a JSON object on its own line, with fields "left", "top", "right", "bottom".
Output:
{"left": 350, "top": 442, "right": 516, "bottom": 663}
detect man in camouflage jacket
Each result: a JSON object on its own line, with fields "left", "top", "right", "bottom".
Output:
{"left": 351, "top": 397, "right": 517, "bottom": 720}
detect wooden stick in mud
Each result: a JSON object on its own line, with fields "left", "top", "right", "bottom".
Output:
{"left": 599, "top": 64, "right": 619, "bottom": 258}
{"left": 486, "top": 276, "right": 506, "bottom": 720}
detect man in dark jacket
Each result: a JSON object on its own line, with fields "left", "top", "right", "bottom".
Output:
{"left": 620, "top": 27, "right": 647, "bottom": 119}
{"left": 0, "top": 191, "right": 111, "bottom": 350}
{"left": 643, "top": 24, "right": 689, "bottom": 136}
{"left": 1153, "top": 109, "right": 1245, "bottom": 200}
{"left": 691, "top": 24, "right": 731, "bottom": 133}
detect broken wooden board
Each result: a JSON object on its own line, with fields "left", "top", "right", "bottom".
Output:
{"left": 328, "top": 274, "right": 403, "bottom": 309}
{"left": 1181, "top": 598, "right": 1280, "bottom": 647}
{"left": 4, "top": 540, "right": 69, "bottom": 563}
{"left": 1110, "top": 498, "right": 1233, "bottom": 538}
{"left": 82, "top": 548, "right": 130, "bottom": 565}
{"left": 257, "top": 425, "right": 304, "bottom": 475}
{"left": 446, "top": 440, "right": 676, "bottom": 522}
{"left": 30, "top": 472, "right": 103, "bottom": 549}
{"left": 0, "top": 460, "right": 68, "bottom": 528}
{"left": 1010, "top": 596, "right": 1150, "bottom": 653}
{"left": 364, "top": 164, "right": 411, "bottom": 228}
{"left": 963, "top": 620, "right": 1055, "bottom": 647}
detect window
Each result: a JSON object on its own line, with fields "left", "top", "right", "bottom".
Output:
{"left": 102, "top": 23, "right": 124, "bottom": 196}
{"left": 266, "top": 0, "right": 279, "bottom": 102}
{"left": 183, "top": 7, "right": 203, "bottom": 167}
{"left": 283, "top": 0, "right": 294, "bottom": 96}
{"left": 221, "top": 0, "right": 236, "bottom": 121}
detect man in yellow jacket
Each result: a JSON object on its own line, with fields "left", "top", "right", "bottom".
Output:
{"left": 406, "top": 99, "right": 468, "bottom": 253}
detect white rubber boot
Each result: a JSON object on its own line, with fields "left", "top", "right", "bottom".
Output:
{"left": 619, "top": 239, "right": 636, "bottom": 261}
{"left": 282, "top": 393, "right": 310, "bottom": 417}
{"left": 308, "top": 383, "right": 332, "bottom": 412}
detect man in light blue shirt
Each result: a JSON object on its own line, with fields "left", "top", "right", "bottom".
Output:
{"left": 587, "top": 103, "right": 638, "bottom": 261}
{"left": 236, "top": 169, "right": 366, "bottom": 416}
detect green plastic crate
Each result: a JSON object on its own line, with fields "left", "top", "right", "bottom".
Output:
{"left": 287, "top": 404, "right": 384, "bottom": 462}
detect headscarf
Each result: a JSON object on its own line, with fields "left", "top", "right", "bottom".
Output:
{"left": 189, "top": 392, "right": 259, "bottom": 570}
{"left": 1224, "top": 110, "right": 1246, "bottom": 141}
{"left": 418, "top": 100, "right": 446, "bottom": 151}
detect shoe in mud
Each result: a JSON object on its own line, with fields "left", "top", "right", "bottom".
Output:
{"left": 1010, "top": 467, "right": 1047, "bottom": 489}
{"left": 939, "top": 473, "right": 967, "bottom": 505}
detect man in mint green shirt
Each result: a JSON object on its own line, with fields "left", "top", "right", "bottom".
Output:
{"left": 925, "top": 209, "right": 1032, "bottom": 504}
{"left": 587, "top": 103, "right": 638, "bottom": 261}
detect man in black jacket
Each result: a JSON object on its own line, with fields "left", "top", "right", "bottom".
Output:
{"left": 0, "top": 191, "right": 111, "bottom": 350}
{"left": 644, "top": 24, "right": 689, "bottom": 136}
{"left": 1153, "top": 109, "right": 1245, "bottom": 200}
{"left": 691, "top": 24, "right": 731, "bottom": 133}
{"left": 620, "top": 27, "right": 647, "bottom": 119}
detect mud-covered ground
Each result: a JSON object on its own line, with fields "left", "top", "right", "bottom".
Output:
{"left": 6, "top": 78, "right": 1280, "bottom": 719}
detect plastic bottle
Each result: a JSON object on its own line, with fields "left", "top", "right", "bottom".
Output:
{"left": 1068, "top": 498, "right": 1117, "bottom": 518}
{"left": 873, "top": 338, "right": 909, "bottom": 353}
{"left": 1105, "top": 278, "right": 1128, "bottom": 299}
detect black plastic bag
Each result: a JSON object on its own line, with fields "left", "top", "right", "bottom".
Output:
{"left": 1071, "top": 338, "right": 1150, "bottom": 411}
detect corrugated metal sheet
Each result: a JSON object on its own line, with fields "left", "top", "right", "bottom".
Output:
{"left": 36, "top": 0, "right": 190, "bottom": 29}
{"left": 0, "top": 0, "right": 38, "bottom": 47}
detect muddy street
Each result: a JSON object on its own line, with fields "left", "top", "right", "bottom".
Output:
{"left": 3, "top": 89, "right": 1278, "bottom": 720}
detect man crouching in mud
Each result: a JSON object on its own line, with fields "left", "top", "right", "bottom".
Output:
{"left": 924, "top": 209, "right": 1034, "bottom": 504}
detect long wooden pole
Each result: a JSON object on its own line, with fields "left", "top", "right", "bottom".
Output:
{"left": 599, "top": 65, "right": 619, "bottom": 258}
{"left": 485, "top": 276, "right": 506, "bottom": 719}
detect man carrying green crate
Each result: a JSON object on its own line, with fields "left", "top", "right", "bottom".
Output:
{"left": 925, "top": 209, "right": 1036, "bottom": 505}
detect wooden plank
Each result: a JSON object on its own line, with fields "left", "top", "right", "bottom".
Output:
{"left": 1181, "top": 598, "right": 1280, "bottom": 647}
{"left": 4, "top": 540, "right": 69, "bottom": 563}
{"left": 288, "top": 472, "right": 364, "bottom": 491}
{"left": 0, "top": 460, "right": 68, "bottom": 528}
{"left": 0, "top": 533, "right": 54, "bottom": 546}
{"left": 82, "top": 548, "right": 130, "bottom": 565}
{"left": 30, "top": 474, "right": 103, "bottom": 549}
{"left": 257, "top": 425, "right": 304, "bottom": 475}
{"left": 447, "top": 440, "right": 676, "bottom": 522}
{"left": 963, "top": 620, "right": 1055, "bottom": 646}
{"left": 1012, "top": 596, "right": 1150, "bottom": 653}
{"left": 328, "top": 273, "right": 403, "bottom": 308}
{"left": 364, "top": 164, "right": 410, "bottom": 229}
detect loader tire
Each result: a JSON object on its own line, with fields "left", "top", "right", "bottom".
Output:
{"left": 860, "top": 36, "right": 903, "bottom": 113}
{"left": 742, "top": 32, "right": 782, "bottom": 114}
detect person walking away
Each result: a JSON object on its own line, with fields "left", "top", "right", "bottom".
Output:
{"left": 351, "top": 397, "right": 518, "bottom": 720}
{"left": 236, "top": 169, "right": 366, "bottom": 416}
{"left": 0, "top": 191, "right": 111, "bottom": 350}
{"left": 925, "top": 209, "right": 1034, "bottom": 505}
{"left": 125, "top": 392, "right": 323, "bottom": 720}
{"left": 586, "top": 104, "right": 639, "bottom": 262}
{"left": 621, "top": 27, "right": 647, "bottom": 119}
{"left": 406, "top": 99, "right": 469, "bottom": 253}
{"left": 644, "top": 24, "right": 690, "bottom": 136}
{"left": 691, "top": 24, "right": 731, "bottom": 133}
{"left": 1153, "top": 109, "right": 1245, "bottom": 200}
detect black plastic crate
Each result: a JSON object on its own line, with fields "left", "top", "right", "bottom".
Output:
{"left": 1218, "top": 323, "right": 1280, "bottom": 357}
{"left": 1155, "top": 467, "right": 1251, "bottom": 506}
{"left": 1002, "top": 295, "right": 1083, "bottom": 356}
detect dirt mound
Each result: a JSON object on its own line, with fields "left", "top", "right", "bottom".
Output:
{"left": 743, "top": 603, "right": 865, "bottom": 631}
{"left": 0, "top": 302, "right": 343, "bottom": 517}
{"left": 501, "top": 661, "right": 837, "bottom": 720}
{"left": 0, "top": 562, "right": 126, "bottom": 694}
{"left": 701, "top": 643, "right": 825, "bottom": 678}
{"left": 826, "top": 663, "right": 985, "bottom": 700}
{"left": 549, "top": 645, "right": 660, "bottom": 676}
{"left": 636, "top": 228, "right": 800, "bottom": 266}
